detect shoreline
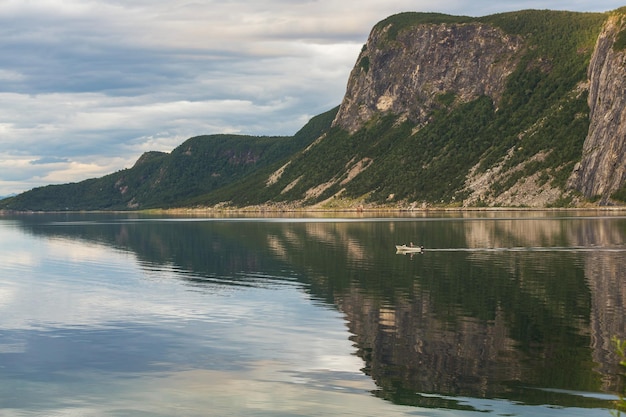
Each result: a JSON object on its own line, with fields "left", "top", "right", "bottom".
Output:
{"left": 4, "top": 204, "right": 626, "bottom": 217}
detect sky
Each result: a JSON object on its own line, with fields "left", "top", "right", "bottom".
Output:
{"left": 1, "top": 1, "right": 625, "bottom": 197}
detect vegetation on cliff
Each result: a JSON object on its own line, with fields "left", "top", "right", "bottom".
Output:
{"left": 2, "top": 9, "right": 626, "bottom": 211}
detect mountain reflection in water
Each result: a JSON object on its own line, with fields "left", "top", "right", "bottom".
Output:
{"left": 5, "top": 211, "right": 626, "bottom": 414}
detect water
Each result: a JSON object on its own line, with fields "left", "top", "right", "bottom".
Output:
{"left": 0, "top": 211, "right": 625, "bottom": 416}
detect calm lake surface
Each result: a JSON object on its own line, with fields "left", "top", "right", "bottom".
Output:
{"left": 0, "top": 211, "right": 625, "bottom": 416}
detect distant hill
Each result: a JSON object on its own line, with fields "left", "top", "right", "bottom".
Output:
{"left": 2, "top": 8, "right": 626, "bottom": 211}
{"left": 0, "top": 108, "right": 337, "bottom": 211}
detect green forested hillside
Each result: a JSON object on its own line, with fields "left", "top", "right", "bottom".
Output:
{"left": 2, "top": 9, "right": 625, "bottom": 211}
{"left": 194, "top": 10, "right": 606, "bottom": 208}
{"left": 0, "top": 108, "right": 338, "bottom": 210}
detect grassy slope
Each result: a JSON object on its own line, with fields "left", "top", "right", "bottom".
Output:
{"left": 0, "top": 10, "right": 614, "bottom": 210}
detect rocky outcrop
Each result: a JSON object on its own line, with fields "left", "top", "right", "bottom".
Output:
{"left": 332, "top": 20, "right": 524, "bottom": 133}
{"left": 568, "top": 14, "right": 626, "bottom": 202}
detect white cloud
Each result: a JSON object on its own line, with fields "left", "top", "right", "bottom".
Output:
{"left": 0, "top": 69, "right": 25, "bottom": 81}
{"left": 0, "top": 0, "right": 624, "bottom": 195}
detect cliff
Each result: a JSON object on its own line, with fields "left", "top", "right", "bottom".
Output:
{"left": 2, "top": 9, "right": 626, "bottom": 211}
{"left": 333, "top": 16, "right": 523, "bottom": 133}
{"left": 329, "top": 10, "right": 626, "bottom": 208}
{"left": 568, "top": 13, "right": 626, "bottom": 203}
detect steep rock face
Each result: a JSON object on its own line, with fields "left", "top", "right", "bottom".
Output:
{"left": 332, "top": 20, "right": 524, "bottom": 133}
{"left": 569, "top": 15, "right": 626, "bottom": 201}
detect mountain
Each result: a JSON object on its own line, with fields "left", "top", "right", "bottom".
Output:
{"left": 0, "top": 108, "right": 338, "bottom": 211}
{"left": 2, "top": 8, "right": 626, "bottom": 211}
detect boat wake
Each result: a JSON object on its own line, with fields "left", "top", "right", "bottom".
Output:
{"left": 424, "top": 246, "right": 626, "bottom": 253}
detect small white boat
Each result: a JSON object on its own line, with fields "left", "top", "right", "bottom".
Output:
{"left": 395, "top": 244, "right": 424, "bottom": 254}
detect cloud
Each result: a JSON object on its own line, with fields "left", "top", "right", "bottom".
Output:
{"left": 0, "top": 0, "right": 624, "bottom": 195}
{"left": 30, "top": 156, "right": 70, "bottom": 165}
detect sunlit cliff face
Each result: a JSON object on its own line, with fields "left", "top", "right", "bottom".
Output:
{"left": 332, "top": 22, "right": 523, "bottom": 134}
{"left": 569, "top": 15, "right": 626, "bottom": 202}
